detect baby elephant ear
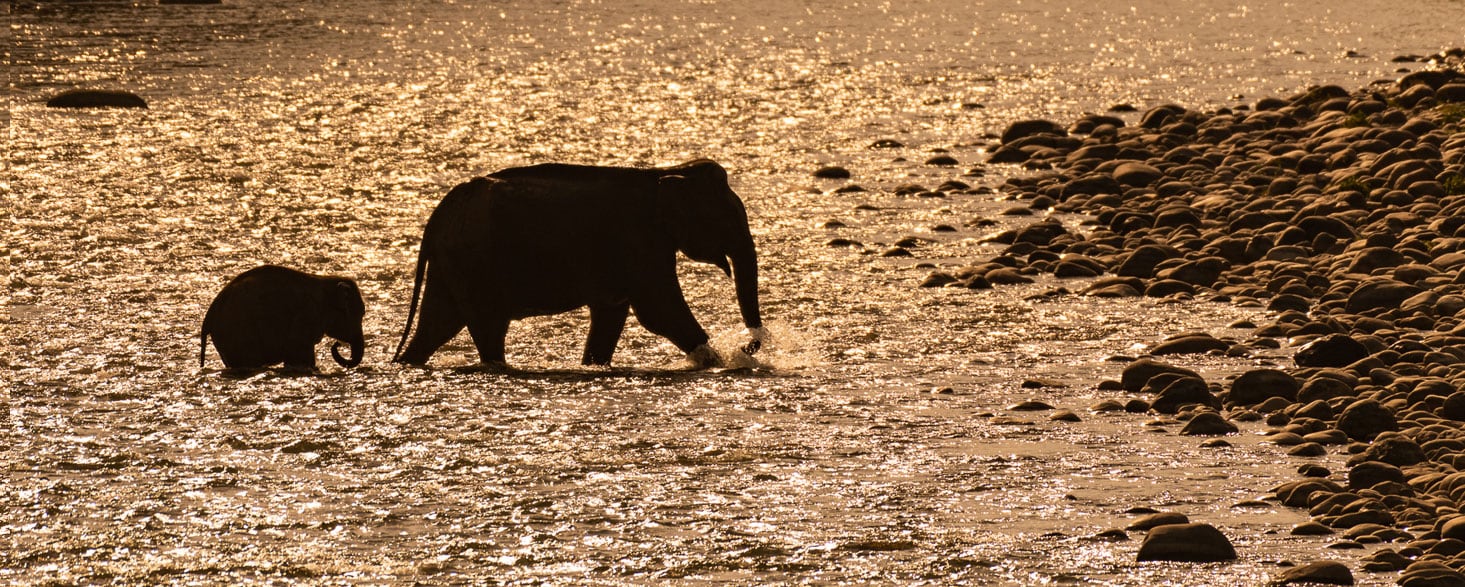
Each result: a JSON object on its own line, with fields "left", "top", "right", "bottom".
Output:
{"left": 335, "top": 280, "right": 364, "bottom": 313}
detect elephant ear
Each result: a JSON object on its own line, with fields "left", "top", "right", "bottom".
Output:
{"left": 335, "top": 280, "right": 365, "bottom": 317}
{"left": 657, "top": 174, "right": 732, "bottom": 276}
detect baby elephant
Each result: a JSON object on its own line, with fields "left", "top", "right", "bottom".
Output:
{"left": 200, "top": 265, "right": 366, "bottom": 371}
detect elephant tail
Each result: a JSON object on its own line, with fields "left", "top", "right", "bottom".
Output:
{"left": 391, "top": 246, "right": 429, "bottom": 363}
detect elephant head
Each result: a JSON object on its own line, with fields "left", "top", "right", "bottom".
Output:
{"left": 323, "top": 279, "right": 367, "bottom": 368}
{"left": 656, "top": 160, "right": 763, "bottom": 345}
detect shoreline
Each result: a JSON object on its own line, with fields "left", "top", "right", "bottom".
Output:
{"left": 926, "top": 48, "right": 1465, "bottom": 584}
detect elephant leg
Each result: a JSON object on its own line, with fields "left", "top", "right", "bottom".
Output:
{"left": 631, "top": 285, "right": 710, "bottom": 356}
{"left": 397, "top": 280, "right": 465, "bottom": 365}
{"left": 282, "top": 345, "right": 318, "bottom": 371}
{"left": 582, "top": 302, "right": 630, "bottom": 366}
{"left": 465, "top": 315, "right": 510, "bottom": 366}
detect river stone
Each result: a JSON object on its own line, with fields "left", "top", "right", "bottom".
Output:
{"left": 1346, "top": 279, "right": 1423, "bottom": 313}
{"left": 1438, "top": 392, "right": 1465, "bottom": 421}
{"left": 1150, "top": 334, "right": 1230, "bottom": 355}
{"left": 1398, "top": 563, "right": 1465, "bottom": 587}
{"left": 1270, "top": 561, "right": 1355, "bottom": 586}
{"left": 1295, "top": 334, "right": 1370, "bottom": 368}
{"left": 1115, "top": 244, "right": 1180, "bottom": 278}
{"left": 1121, "top": 359, "right": 1201, "bottom": 393}
{"left": 1127, "top": 512, "right": 1189, "bottom": 531}
{"left": 1150, "top": 377, "right": 1219, "bottom": 414}
{"left": 1440, "top": 516, "right": 1465, "bottom": 541}
{"left": 1357, "top": 434, "right": 1426, "bottom": 466}
{"left": 1349, "top": 461, "right": 1406, "bottom": 490}
{"left": 1298, "top": 376, "right": 1355, "bottom": 403}
{"left": 1292, "top": 521, "right": 1336, "bottom": 535}
{"left": 1112, "top": 161, "right": 1163, "bottom": 188}
{"left": 1180, "top": 412, "right": 1237, "bottom": 436}
{"left": 813, "top": 165, "right": 851, "bottom": 179}
{"left": 1227, "top": 368, "right": 1300, "bottom": 406}
{"left": 46, "top": 89, "right": 148, "bottom": 108}
{"left": 1336, "top": 399, "right": 1398, "bottom": 442}
{"left": 1001, "top": 119, "right": 1066, "bottom": 144}
{"left": 1136, "top": 523, "right": 1237, "bottom": 562}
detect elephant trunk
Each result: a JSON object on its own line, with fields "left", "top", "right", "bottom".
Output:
{"left": 331, "top": 335, "right": 364, "bottom": 368}
{"left": 729, "top": 245, "right": 763, "bottom": 353}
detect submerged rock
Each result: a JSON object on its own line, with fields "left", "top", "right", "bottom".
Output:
{"left": 46, "top": 89, "right": 148, "bottom": 109}
{"left": 1136, "top": 523, "right": 1237, "bottom": 562}
{"left": 1269, "top": 561, "right": 1354, "bottom": 586}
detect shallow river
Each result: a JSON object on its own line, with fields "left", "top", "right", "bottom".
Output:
{"left": 7, "top": 0, "right": 1465, "bottom": 584}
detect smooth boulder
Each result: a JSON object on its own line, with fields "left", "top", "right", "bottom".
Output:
{"left": 45, "top": 89, "right": 148, "bottom": 109}
{"left": 1136, "top": 523, "right": 1237, "bottom": 562}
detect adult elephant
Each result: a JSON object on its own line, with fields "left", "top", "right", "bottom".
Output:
{"left": 391, "top": 159, "right": 763, "bottom": 368}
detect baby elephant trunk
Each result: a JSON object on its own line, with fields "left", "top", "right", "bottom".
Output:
{"left": 331, "top": 335, "right": 364, "bottom": 368}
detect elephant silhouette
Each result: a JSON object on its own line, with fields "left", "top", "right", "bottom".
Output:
{"left": 200, "top": 265, "right": 366, "bottom": 371}
{"left": 392, "top": 159, "right": 763, "bottom": 368}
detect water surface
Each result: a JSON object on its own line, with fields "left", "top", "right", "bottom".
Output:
{"left": 7, "top": 1, "right": 1464, "bottom": 583}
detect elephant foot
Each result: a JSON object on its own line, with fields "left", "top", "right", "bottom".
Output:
{"left": 686, "top": 344, "right": 722, "bottom": 369}
{"left": 474, "top": 360, "right": 511, "bottom": 373}
{"left": 742, "top": 327, "right": 770, "bottom": 355}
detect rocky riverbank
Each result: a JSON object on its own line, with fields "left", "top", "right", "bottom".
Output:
{"left": 924, "top": 49, "right": 1465, "bottom": 585}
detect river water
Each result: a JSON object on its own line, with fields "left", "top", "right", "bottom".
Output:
{"left": 7, "top": 1, "right": 1465, "bottom": 584}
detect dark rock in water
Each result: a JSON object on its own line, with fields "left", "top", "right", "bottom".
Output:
{"left": 1151, "top": 377, "right": 1219, "bottom": 414}
{"left": 1053, "top": 258, "right": 1102, "bottom": 278}
{"left": 1121, "top": 358, "right": 1202, "bottom": 393}
{"left": 1144, "top": 279, "right": 1195, "bottom": 297}
{"left": 46, "top": 89, "right": 148, "bottom": 109}
{"left": 1294, "top": 334, "right": 1369, "bottom": 368}
{"left": 1000, "top": 119, "right": 1066, "bottom": 144}
{"left": 1291, "top": 521, "right": 1336, "bottom": 535}
{"left": 1181, "top": 412, "right": 1237, "bottom": 436}
{"left": 1227, "top": 368, "right": 1300, "bottom": 406}
{"left": 1270, "top": 561, "right": 1355, "bottom": 586}
{"left": 1348, "top": 461, "right": 1405, "bottom": 493}
{"left": 1336, "top": 399, "right": 1398, "bottom": 442}
{"left": 869, "top": 139, "right": 904, "bottom": 149}
{"left": 813, "top": 166, "right": 852, "bottom": 179}
{"left": 984, "top": 268, "right": 1032, "bottom": 284}
{"left": 1150, "top": 334, "right": 1229, "bottom": 356}
{"left": 1136, "top": 523, "right": 1236, "bottom": 562}
{"left": 1275, "top": 478, "right": 1345, "bottom": 507}
{"left": 919, "top": 272, "right": 958, "bottom": 288}
{"left": 1289, "top": 442, "right": 1328, "bottom": 457}
{"left": 925, "top": 155, "right": 959, "bottom": 166}
{"left": 1012, "top": 219, "right": 1069, "bottom": 246}
{"left": 1127, "top": 512, "right": 1189, "bottom": 531}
